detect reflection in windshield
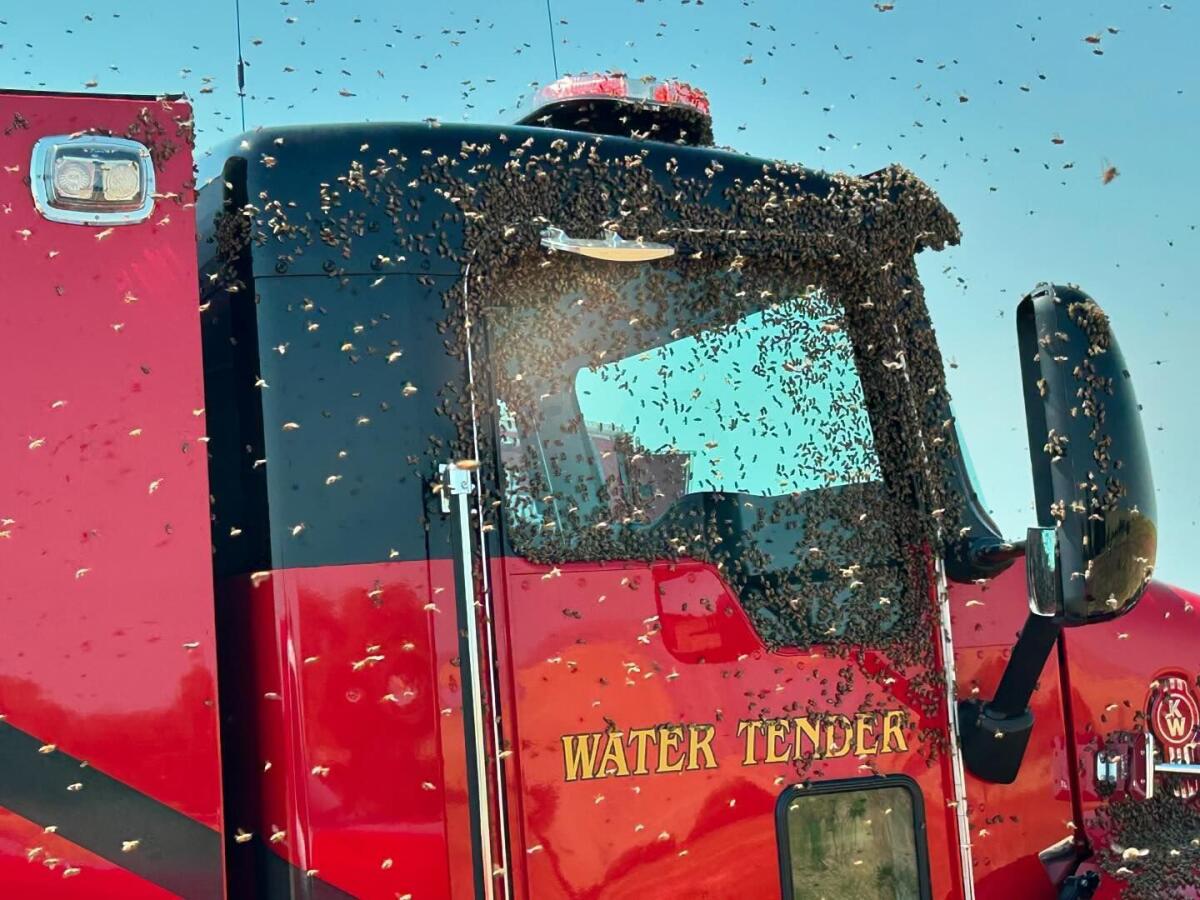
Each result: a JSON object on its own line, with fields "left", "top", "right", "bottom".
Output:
{"left": 575, "top": 299, "right": 881, "bottom": 500}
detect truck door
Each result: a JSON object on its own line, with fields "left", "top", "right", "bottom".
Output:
{"left": 196, "top": 139, "right": 482, "bottom": 898}
{"left": 464, "top": 222, "right": 971, "bottom": 899}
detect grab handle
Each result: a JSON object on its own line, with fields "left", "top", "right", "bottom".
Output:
{"left": 539, "top": 226, "right": 674, "bottom": 262}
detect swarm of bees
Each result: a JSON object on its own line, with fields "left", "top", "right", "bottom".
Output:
{"left": 202, "top": 122, "right": 976, "bottom": 775}
{"left": 9, "top": 2, "right": 1174, "bottom": 886}
{"left": 189, "top": 94, "right": 1172, "bottom": 889}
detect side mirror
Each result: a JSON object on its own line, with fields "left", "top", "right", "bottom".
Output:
{"left": 1018, "top": 283, "right": 1157, "bottom": 623}
{"left": 960, "top": 283, "right": 1157, "bottom": 784}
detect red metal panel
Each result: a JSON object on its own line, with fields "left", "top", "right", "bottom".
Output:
{"left": 1060, "top": 580, "right": 1200, "bottom": 897}
{"left": 217, "top": 561, "right": 476, "bottom": 900}
{"left": 491, "top": 556, "right": 964, "bottom": 899}
{"left": 0, "top": 808, "right": 176, "bottom": 899}
{"left": 0, "top": 89, "right": 223, "bottom": 882}
{"left": 950, "top": 563, "right": 1078, "bottom": 898}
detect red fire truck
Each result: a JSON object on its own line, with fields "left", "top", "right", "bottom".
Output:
{"left": 1, "top": 79, "right": 1196, "bottom": 900}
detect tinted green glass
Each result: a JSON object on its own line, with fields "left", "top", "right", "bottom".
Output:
{"left": 784, "top": 786, "right": 920, "bottom": 900}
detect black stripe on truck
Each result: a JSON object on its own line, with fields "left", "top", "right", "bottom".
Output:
{"left": 0, "top": 718, "right": 224, "bottom": 898}
{"left": 0, "top": 719, "right": 354, "bottom": 900}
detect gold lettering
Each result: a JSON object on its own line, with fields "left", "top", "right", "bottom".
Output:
{"left": 765, "top": 719, "right": 791, "bottom": 763}
{"left": 627, "top": 727, "right": 657, "bottom": 775}
{"left": 686, "top": 725, "right": 718, "bottom": 771}
{"left": 794, "top": 716, "right": 824, "bottom": 760}
{"left": 738, "top": 720, "right": 764, "bottom": 766}
{"left": 854, "top": 714, "right": 878, "bottom": 756}
{"left": 560, "top": 711, "right": 908, "bottom": 783}
{"left": 597, "top": 731, "right": 630, "bottom": 777}
{"left": 562, "top": 733, "right": 602, "bottom": 781}
{"left": 881, "top": 710, "right": 908, "bottom": 753}
{"left": 657, "top": 726, "right": 685, "bottom": 773}
{"left": 824, "top": 715, "right": 852, "bottom": 758}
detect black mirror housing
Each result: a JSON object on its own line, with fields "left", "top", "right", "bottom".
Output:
{"left": 961, "top": 284, "right": 1159, "bottom": 785}
{"left": 1017, "top": 283, "right": 1157, "bottom": 625}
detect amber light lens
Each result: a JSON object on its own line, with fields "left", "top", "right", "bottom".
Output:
{"left": 50, "top": 151, "right": 144, "bottom": 210}
{"left": 100, "top": 160, "right": 142, "bottom": 203}
{"left": 52, "top": 157, "right": 95, "bottom": 200}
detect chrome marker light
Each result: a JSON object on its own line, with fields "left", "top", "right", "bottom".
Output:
{"left": 31, "top": 135, "right": 155, "bottom": 225}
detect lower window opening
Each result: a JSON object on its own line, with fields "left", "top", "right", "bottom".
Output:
{"left": 776, "top": 775, "right": 931, "bottom": 900}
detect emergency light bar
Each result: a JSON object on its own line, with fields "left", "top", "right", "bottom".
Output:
{"left": 31, "top": 135, "right": 155, "bottom": 225}
{"left": 516, "top": 73, "right": 714, "bottom": 147}
{"left": 532, "top": 74, "right": 711, "bottom": 116}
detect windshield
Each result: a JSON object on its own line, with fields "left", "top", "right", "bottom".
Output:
{"left": 489, "top": 254, "right": 911, "bottom": 646}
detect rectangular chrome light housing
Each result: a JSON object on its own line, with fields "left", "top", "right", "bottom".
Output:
{"left": 31, "top": 135, "right": 155, "bottom": 225}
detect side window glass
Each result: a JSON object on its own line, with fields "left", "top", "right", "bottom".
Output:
{"left": 488, "top": 256, "right": 912, "bottom": 646}
{"left": 572, "top": 299, "right": 881, "bottom": 509}
{"left": 778, "top": 778, "right": 928, "bottom": 900}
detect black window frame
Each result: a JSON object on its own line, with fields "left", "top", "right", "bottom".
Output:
{"left": 774, "top": 774, "right": 932, "bottom": 900}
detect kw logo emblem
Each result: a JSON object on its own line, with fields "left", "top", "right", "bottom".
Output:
{"left": 1163, "top": 697, "right": 1191, "bottom": 740}
{"left": 1151, "top": 677, "right": 1199, "bottom": 750}
{"left": 1150, "top": 675, "right": 1200, "bottom": 799}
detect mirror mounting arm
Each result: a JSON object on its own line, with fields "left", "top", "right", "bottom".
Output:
{"left": 988, "top": 613, "right": 1062, "bottom": 718}
{"left": 959, "top": 613, "right": 1062, "bottom": 784}
{"left": 968, "top": 538, "right": 1026, "bottom": 573}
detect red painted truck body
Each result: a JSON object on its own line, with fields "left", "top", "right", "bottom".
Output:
{"left": 0, "top": 88, "right": 1192, "bottom": 900}
{"left": 0, "top": 91, "right": 224, "bottom": 897}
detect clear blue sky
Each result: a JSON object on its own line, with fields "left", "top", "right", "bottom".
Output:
{"left": 2, "top": 1, "right": 1196, "bottom": 586}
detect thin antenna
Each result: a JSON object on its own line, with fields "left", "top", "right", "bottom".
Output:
{"left": 544, "top": 0, "right": 560, "bottom": 79}
{"left": 234, "top": 0, "right": 247, "bottom": 131}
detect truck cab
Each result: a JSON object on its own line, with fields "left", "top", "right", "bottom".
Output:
{"left": 191, "top": 73, "right": 1179, "bottom": 900}
{"left": 1, "top": 78, "right": 1192, "bottom": 899}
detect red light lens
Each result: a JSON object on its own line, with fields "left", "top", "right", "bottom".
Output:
{"left": 652, "top": 81, "right": 711, "bottom": 116}
{"left": 541, "top": 73, "right": 629, "bottom": 102}
{"left": 530, "top": 74, "right": 710, "bottom": 119}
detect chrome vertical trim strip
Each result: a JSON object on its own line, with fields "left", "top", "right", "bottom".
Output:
{"left": 936, "top": 558, "right": 977, "bottom": 899}
{"left": 889, "top": 319, "right": 975, "bottom": 899}
{"left": 446, "top": 461, "right": 496, "bottom": 900}
{"left": 459, "top": 262, "right": 513, "bottom": 898}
